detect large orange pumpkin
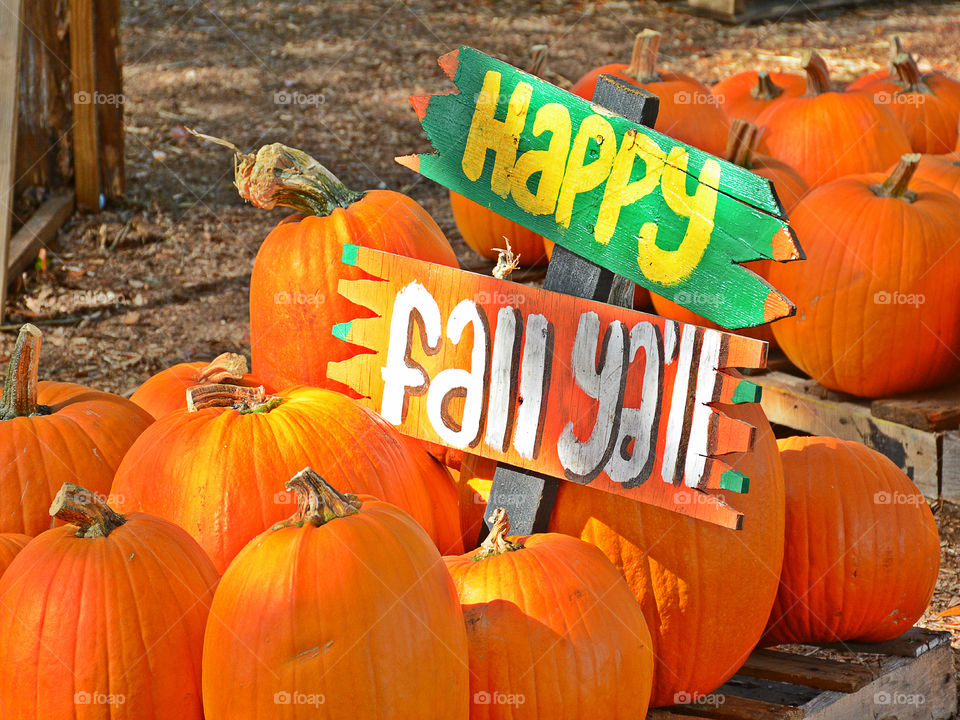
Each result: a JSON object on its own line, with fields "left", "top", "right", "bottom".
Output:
{"left": 763, "top": 437, "right": 939, "bottom": 645}
{"left": 457, "top": 400, "right": 785, "bottom": 707}
{"left": 0, "top": 483, "right": 218, "bottom": 719}
{"left": 756, "top": 51, "right": 911, "bottom": 187}
{"left": 112, "top": 383, "right": 462, "bottom": 572}
{"left": 237, "top": 143, "right": 458, "bottom": 393}
{"left": 911, "top": 151, "right": 960, "bottom": 197}
{"left": 131, "top": 351, "right": 269, "bottom": 419}
{"left": 444, "top": 508, "right": 654, "bottom": 720}
{"left": 202, "top": 468, "right": 469, "bottom": 720}
{"left": 712, "top": 70, "right": 806, "bottom": 122}
{"left": 0, "top": 533, "right": 28, "bottom": 577}
{"left": 571, "top": 29, "right": 729, "bottom": 156}
{"left": 769, "top": 154, "right": 960, "bottom": 397}
{"left": 0, "top": 324, "right": 153, "bottom": 535}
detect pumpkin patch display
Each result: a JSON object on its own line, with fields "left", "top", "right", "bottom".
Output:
{"left": 712, "top": 69, "right": 807, "bottom": 122}
{"left": 769, "top": 154, "right": 960, "bottom": 397}
{"left": 763, "top": 437, "right": 939, "bottom": 645}
{"left": 0, "top": 483, "right": 219, "bottom": 719}
{"left": 202, "top": 468, "right": 469, "bottom": 720}
{"left": 0, "top": 324, "right": 153, "bottom": 536}
{"left": 444, "top": 507, "right": 654, "bottom": 720}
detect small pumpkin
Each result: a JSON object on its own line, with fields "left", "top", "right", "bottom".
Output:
{"left": 0, "top": 533, "right": 29, "bottom": 577}
{"left": 0, "top": 483, "right": 218, "bottom": 719}
{"left": 769, "top": 154, "right": 960, "bottom": 397}
{"left": 444, "top": 508, "right": 654, "bottom": 720}
{"left": 131, "top": 351, "right": 268, "bottom": 419}
{"left": 911, "top": 151, "right": 960, "bottom": 197}
{"left": 763, "top": 437, "right": 939, "bottom": 645}
{"left": 712, "top": 70, "right": 807, "bottom": 122}
{"left": 202, "top": 468, "right": 469, "bottom": 720}
{"left": 0, "top": 324, "right": 153, "bottom": 535}
{"left": 756, "top": 51, "right": 912, "bottom": 187}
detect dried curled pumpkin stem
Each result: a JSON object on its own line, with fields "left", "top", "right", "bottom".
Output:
{"left": 626, "top": 29, "right": 661, "bottom": 84}
{"left": 0, "top": 324, "right": 51, "bottom": 421}
{"left": 474, "top": 508, "right": 524, "bottom": 561}
{"left": 725, "top": 119, "right": 760, "bottom": 169}
{"left": 195, "top": 352, "right": 249, "bottom": 384}
{"left": 892, "top": 52, "right": 929, "bottom": 93}
{"left": 527, "top": 44, "right": 548, "bottom": 77}
{"left": 802, "top": 51, "right": 831, "bottom": 96}
{"left": 872, "top": 153, "right": 921, "bottom": 202}
{"left": 186, "top": 383, "right": 281, "bottom": 414}
{"left": 50, "top": 483, "right": 126, "bottom": 539}
{"left": 750, "top": 71, "right": 784, "bottom": 101}
{"left": 492, "top": 238, "right": 520, "bottom": 280}
{"left": 274, "top": 467, "right": 362, "bottom": 529}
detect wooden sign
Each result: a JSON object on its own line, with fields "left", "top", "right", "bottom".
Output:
{"left": 397, "top": 47, "right": 803, "bottom": 329}
{"left": 328, "top": 245, "right": 769, "bottom": 529}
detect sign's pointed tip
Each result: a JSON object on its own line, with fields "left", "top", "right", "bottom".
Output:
{"left": 332, "top": 321, "right": 353, "bottom": 342}
{"left": 395, "top": 154, "right": 421, "bottom": 173}
{"left": 409, "top": 95, "right": 430, "bottom": 120}
{"left": 438, "top": 48, "right": 460, "bottom": 80}
{"left": 763, "top": 290, "right": 794, "bottom": 323}
{"left": 772, "top": 226, "right": 803, "bottom": 261}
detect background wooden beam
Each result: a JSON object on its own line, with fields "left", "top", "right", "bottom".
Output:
{"left": 0, "top": 0, "right": 24, "bottom": 323}
{"left": 69, "top": 0, "right": 101, "bottom": 209}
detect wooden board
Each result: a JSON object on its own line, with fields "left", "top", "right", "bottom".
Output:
{"left": 94, "top": 0, "right": 124, "bottom": 199}
{"left": 684, "top": 0, "right": 876, "bottom": 24}
{"left": 738, "top": 649, "right": 874, "bottom": 693}
{"left": 6, "top": 190, "right": 74, "bottom": 281}
{"left": 328, "top": 245, "right": 770, "bottom": 528}
{"left": 69, "top": 0, "right": 101, "bottom": 209}
{"left": 941, "top": 430, "right": 960, "bottom": 504}
{"left": 0, "top": 0, "right": 23, "bottom": 322}
{"left": 398, "top": 46, "right": 802, "bottom": 329}
{"left": 870, "top": 383, "right": 960, "bottom": 432}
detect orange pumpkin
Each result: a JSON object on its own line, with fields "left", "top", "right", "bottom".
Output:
{"left": 756, "top": 51, "right": 911, "bottom": 187}
{"left": 0, "top": 324, "right": 153, "bottom": 535}
{"left": 912, "top": 151, "right": 960, "bottom": 197}
{"left": 763, "top": 437, "right": 939, "bottom": 645}
{"left": 571, "top": 29, "right": 730, "bottom": 156}
{"left": 712, "top": 70, "right": 807, "bottom": 122}
{"left": 769, "top": 154, "right": 960, "bottom": 397}
{"left": 202, "top": 468, "right": 469, "bottom": 720}
{"left": 457, "top": 400, "right": 785, "bottom": 707}
{"left": 112, "top": 383, "right": 462, "bottom": 572}
{"left": 131, "top": 352, "right": 269, "bottom": 419}
{"left": 0, "top": 533, "right": 29, "bottom": 577}
{"left": 237, "top": 143, "right": 458, "bottom": 394}
{"left": 444, "top": 508, "right": 654, "bottom": 720}
{"left": 0, "top": 483, "right": 218, "bottom": 719}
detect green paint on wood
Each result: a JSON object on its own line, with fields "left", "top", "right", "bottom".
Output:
{"left": 332, "top": 321, "right": 352, "bottom": 341}
{"left": 720, "top": 469, "right": 750, "bottom": 493}
{"left": 731, "top": 379, "right": 762, "bottom": 404}
{"left": 341, "top": 243, "right": 360, "bottom": 266}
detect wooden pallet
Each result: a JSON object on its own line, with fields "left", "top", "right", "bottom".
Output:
{"left": 650, "top": 628, "right": 955, "bottom": 719}
{"left": 682, "top": 0, "right": 877, "bottom": 24}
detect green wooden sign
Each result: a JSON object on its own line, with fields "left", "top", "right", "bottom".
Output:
{"left": 397, "top": 47, "right": 803, "bottom": 329}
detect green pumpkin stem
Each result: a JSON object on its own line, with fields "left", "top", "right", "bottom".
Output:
{"left": 195, "top": 352, "right": 249, "bottom": 384}
{"left": 872, "top": 153, "right": 921, "bottom": 201}
{"left": 626, "top": 29, "right": 661, "bottom": 84}
{"left": 750, "top": 71, "right": 784, "bottom": 101}
{"left": 274, "top": 467, "right": 362, "bottom": 529}
{"left": 725, "top": 119, "right": 760, "bottom": 169}
{"left": 474, "top": 508, "right": 524, "bottom": 561}
{"left": 892, "top": 52, "right": 929, "bottom": 94}
{"left": 186, "top": 383, "right": 281, "bottom": 414}
{"left": 0, "top": 324, "right": 51, "bottom": 421}
{"left": 802, "top": 51, "right": 831, "bottom": 96}
{"left": 50, "top": 483, "right": 126, "bottom": 539}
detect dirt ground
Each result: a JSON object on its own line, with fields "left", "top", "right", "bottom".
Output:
{"left": 3, "top": 0, "right": 960, "bottom": 699}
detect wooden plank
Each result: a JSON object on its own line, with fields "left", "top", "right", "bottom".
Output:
{"left": 660, "top": 693, "right": 804, "bottom": 719}
{"left": 757, "top": 370, "right": 940, "bottom": 498}
{"left": 94, "top": 0, "right": 124, "bottom": 199}
{"left": 818, "top": 627, "right": 951, "bottom": 659}
{"left": 684, "top": 0, "right": 874, "bottom": 23}
{"left": 69, "top": 0, "right": 101, "bottom": 209}
{"left": 941, "top": 430, "right": 960, "bottom": 504}
{"left": 871, "top": 384, "right": 960, "bottom": 432}
{"left": 397, "top": 46, "right": 802, "bottom": 329}
{"left": 738, "top": 648, "right": 875, "bottom": 692}
{"left": 6, "top": 190, "right": 74, "bottom": 281}
{"left": 0, "top": 0, "right": 23, "bottom": 323}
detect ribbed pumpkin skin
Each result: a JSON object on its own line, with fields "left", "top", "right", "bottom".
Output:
{"left": 756, "top": 93, "right": 911, "bottom": 187}
{"left": 763, "top": 437, "right": 939, "bottom": 645}
{"left": 456, "top": 402, "right": 785, "bottom": 707}
{"left": 0, "top": 513, "right": 219, "bottom": 719}
{"left": 444, "top": 534, "right": 654, "bottom": 720}
{"left": 131, "top": 361, "right": 269, "bottom": 420}
{"left": 912, "top": 152, "right": 960, "bottom": 197}
{"left": 0, "top": 534, "right": 29, "bottom": 577}
{"left": 711, "top": 71, "right": 807, "bottom": 122}
{"left": 852, "top": 80, "right": 959, "bottom": 154}
{"left": 250, "top": 190, "right": 458, "bottom": 393}
{"left": 111, "top": 387, "right": 461, "bottom": 572}
{"left": 0, "top": 381, "right": 152, "bottom": 535}
{"left": 202, "top": 497, "right": 469, "bottom": 720}
{"left": 450, "top": 191, "right": 548, "bottom": 265}
{"left": 769, "top": 174, "right": 960, "bottom": 397}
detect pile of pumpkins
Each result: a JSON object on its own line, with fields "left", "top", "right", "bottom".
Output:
{"left": 0, "top": 31, "right": 945, "bottom": 720}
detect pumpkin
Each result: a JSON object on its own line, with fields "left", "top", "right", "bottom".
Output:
{"left": 112, "top": 383, "right": 462, "bottom": 572}
{"left": 756, "top": 51, "right": 911, "bottom": 187}
{"left": 0, "top": 533, "right": 29, "bottom": 577}
{"left": 451, "top": 45, "right": 549, "bottom": 267}
{"left": 712, "top": 70, "right": 807, "bottom": 122}
{"left": 571, "top": 29, "right": 730, "bottom": 157}
{"left": 131, "top": 351, "right": 268, "bottom": 419}
{"left": 202, "top": 468, "right": 469, "bottom": 720}
{"left": 444, "top": 508, "right": 654, "bottom": 720}
{"left": 763, "top": 437, "right": 939, "bottom": 645}
{"left": 911, "top": 151, "right": 960, "bottom": 197}
{"left": 457, "top": 400, "right": 785, "bottom": 707}
{"left": 236, "top": 142, "right": 458, "bottom": 394}
{"left": 0, "top": 324, "right": 153, "bottom": 535}
{"left": 769, "top": 154, "right": 960, "bottom": 397}
{"left": 851, "top": 51, "right": 960, "bottom": 154}
{"left": 0, "top": 483, "right": 218, "bottom": 719}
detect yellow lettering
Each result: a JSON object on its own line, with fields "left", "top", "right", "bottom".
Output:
{"left": 510, "top": 103, "right": 572, "bottom": 216}
{"left": 595, "top": 129, "right": 666, "bottom": 245}
{"left": 555, "top": 115, "right": 616, "bottom": 228}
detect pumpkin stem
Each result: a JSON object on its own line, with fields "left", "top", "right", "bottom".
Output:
{"left": 526, "top": 44, "right": 548, "bottom": 77}
{"left": 750, "top": 71, "right": 784, "bottom": 101}
{"left": 474, "top": 508, "right": 524, "bottom": 560}
{"left": 492, "top": 238, "right": 520, "bottom": 280}
{"left": 195, "top": 352, "right": 249, "bottom": 384}
{"left": 0, "top": 324, "right": 51, "bottom": 421}
{"left": 186, "top": 383, "right": 281, "bottom": 414}
{"left": 274, "top": 467, "right": 362, "bottom": 529}
{"left": 892, "top": 52, "right": 929, "bottom": 93}
{"left": 725, "top": 119, "right": 760, "bottom": 168}
{"left": 871, "top": 153, "right": 921, "bottom": 201}
{"left": 626, "top": 29, "right": 661, "bottom": 84}
{"left": 802, "top": 51, "right": 831, "bottom": 96}
{"left": 50, "top": 483, "right": 126, "bottom": 539}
